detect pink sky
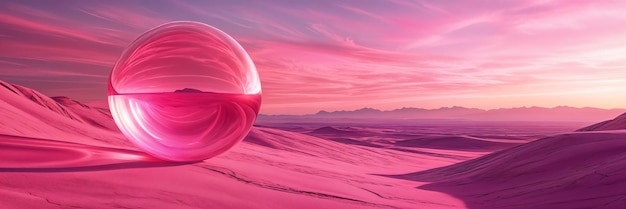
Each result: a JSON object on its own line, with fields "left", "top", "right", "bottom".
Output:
{"left": 1, "top": 0, "right": 626, "bottom": 114}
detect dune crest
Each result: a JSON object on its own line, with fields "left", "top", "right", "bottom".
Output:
{"left": 577, "top": 112, "right": 626, "bottom": 131}
{"left": 1, "top": 80, "right": 624, "bottom": 208}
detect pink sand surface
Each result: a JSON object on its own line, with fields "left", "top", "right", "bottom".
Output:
{"left": 1, "top": 80, "right": 625, "bottom": 208}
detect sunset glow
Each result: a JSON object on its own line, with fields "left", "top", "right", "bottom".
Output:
{"left": 2, "top": 0, "right": 626, "bottom": 114}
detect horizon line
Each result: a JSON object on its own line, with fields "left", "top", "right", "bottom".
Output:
{"left": 260, "top": 105, "right": 626, "bottom": 116}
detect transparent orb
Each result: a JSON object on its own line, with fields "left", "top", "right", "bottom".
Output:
{"left": 108, "top": 21, "right": 262, "bottom": 162}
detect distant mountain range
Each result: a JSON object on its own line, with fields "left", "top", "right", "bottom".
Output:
{"left": 2, "top": 79, "right": 623, "bottom": 123}
{"left": 259, "top": 106, "right": 626, "bottom": 122}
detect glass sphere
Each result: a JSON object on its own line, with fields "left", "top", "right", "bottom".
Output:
{"left": 108, "top": 21, "right": 262, "bottom": 162}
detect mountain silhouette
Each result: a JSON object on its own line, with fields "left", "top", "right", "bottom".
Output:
{"left": 174, "top": 88, "right": 203, "bottom": 93}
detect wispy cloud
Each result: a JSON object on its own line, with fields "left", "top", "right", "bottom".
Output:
{"left": 1, "top": 0, "right": 626, "bottom": 114}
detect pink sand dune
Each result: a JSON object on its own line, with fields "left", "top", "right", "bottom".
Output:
{"left": 393, "top": 135, "right": 520, "bottom": 152}
{"left": 309, "top": 126, "right": 367, "bottom": 136}
{"left": 1, "top": 80, "right": 625, "bottom": 208}
{"left": 0, "top": 128, "right": 464, "bottom": 208}
{"left": 387, "top": 131, "right": 626, "bottom": 208}
{"left": 0, "top": 80, "right": 129, "bottom": 147}
{"left": 0, "top": 81, "right": 465, "bottom": 208}
{"left": 577, "top": 112, "right": 626, "bottom": 132}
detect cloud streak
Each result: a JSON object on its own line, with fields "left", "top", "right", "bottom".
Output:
{"left": 1, "top": 0, "right": 626, "bottom": 114}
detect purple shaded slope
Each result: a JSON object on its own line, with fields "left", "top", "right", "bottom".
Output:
{"left": 394, "top": 135, "right": 518, "bottom": 151}
{"left": 386, "top": 131, "right": 626, "bottom": 209}
{"left": 577, "top": 112, "right": 626, "bottom": 131}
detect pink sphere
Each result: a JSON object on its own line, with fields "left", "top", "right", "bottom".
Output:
{"left": 108, "top": 21, "right": 262, "bottom": 162}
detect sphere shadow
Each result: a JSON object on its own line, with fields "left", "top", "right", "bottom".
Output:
{"left": 0, "top": 134, "right": 199, "bottom": 173}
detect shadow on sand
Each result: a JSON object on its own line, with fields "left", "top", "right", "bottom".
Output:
{"left": 378, "top": 133, "right": 626, "bottom": 209}
{"left": 0, "top": 134, "right": 197, "bottom": 172}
